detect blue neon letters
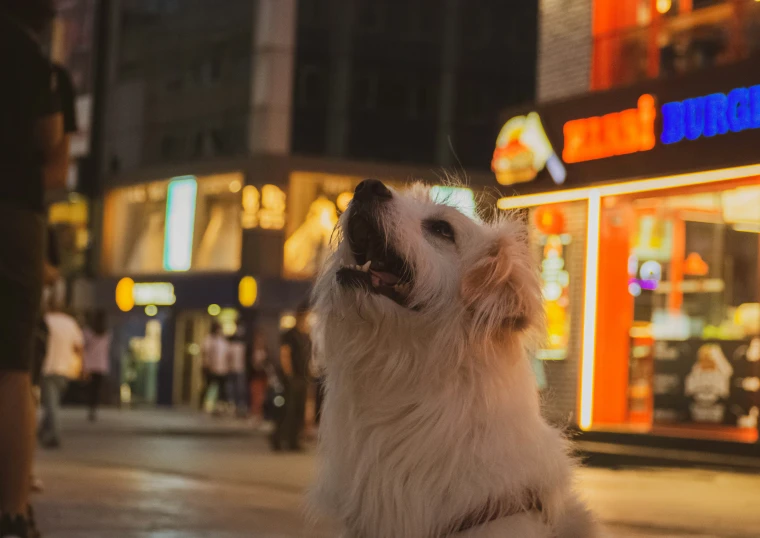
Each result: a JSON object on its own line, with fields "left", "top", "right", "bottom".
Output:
{"left": 661, "top": 85, "right": 760, "bottom": 144}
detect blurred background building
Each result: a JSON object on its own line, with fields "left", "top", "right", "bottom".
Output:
{"left": 499, "top": 0, "right": 760, "bottom": 456}
{"left": 54, "top": 0, "right": 539, "bottom": 408}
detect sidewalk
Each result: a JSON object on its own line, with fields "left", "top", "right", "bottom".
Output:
{"left": 55, "top": 407, "right": 264, "bottom": 437}
{"left": 34, "top": 408, "right": 760, "bottom": 537}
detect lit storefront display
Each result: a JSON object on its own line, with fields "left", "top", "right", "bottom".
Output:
{"left": 100, "top": 171, "right": 253, "bottom": 407}
{"left": 497, "top": 58, "right": 760, "bottom": 444}
{"left": 48, "top": 195, "right": 89, "bottom": 276}
{"left": 102, "top": 173, "right": 244, "bottom": 275}
{"left": 284, "top": 172, "right": 480, "bottom": 279}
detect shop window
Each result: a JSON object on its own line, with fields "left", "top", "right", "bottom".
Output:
{"left": 284, "top": 172, "right": 363, "bottom": 280}
{"left": 102, "top": 173, "right": 242, "bottom": 275}
{"left": 283, "top": 174, "right": 482, "bottom": 280}
{"left": 591, "top": 0, "right": 749, "bottom": 91}
{"left": 594, "top": 184, "right": 760, "bottom": 441}
{"left": 192, "top": 173, "right": 244, "bottom": 272}
{"left": 48, "top": 196, "right": 89, "bottom": 276}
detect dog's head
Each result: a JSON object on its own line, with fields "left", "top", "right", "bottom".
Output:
{"left": 313, "top": 179, "right": 542, "bottom": 353}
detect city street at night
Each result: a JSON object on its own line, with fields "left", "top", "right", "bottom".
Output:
{"left": 32, "top": 410, "right": 760, "bottom": 538}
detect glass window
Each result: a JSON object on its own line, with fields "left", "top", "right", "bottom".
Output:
{"left": 192, "top": 173, "right": 243, "bottom": 272}
{"left": 595, "top": 183, "right": 760, "bottom": 441}
{"left": 284, "top": 172, "right": 363, "bottom": 280}
{"left": 48, "top": 196, "right": 89, "bottom": 276}
{"left": 103, "top": 173, "right": 242, "bottom": 275}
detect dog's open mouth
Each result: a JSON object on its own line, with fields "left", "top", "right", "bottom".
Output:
{"left": 336, "top": 213, "right": 413, "bottom": 308}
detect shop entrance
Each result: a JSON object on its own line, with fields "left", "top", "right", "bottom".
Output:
{"left": 115, "top": 312, "right": 166, "bottom": 406}
{"left": 594, "top": 180, "right": 760, "bottom": 442}
{"left": 174, "top": 308, "right": 240, "bottom": 408}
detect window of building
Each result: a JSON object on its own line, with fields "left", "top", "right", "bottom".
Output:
{"left": 102, "top": 173, "right": 243, "bottom": 275}
{"left": 591, "top": 0, "right": 751, "bottom": 90}
{"left": 48, "top": 196, "right": 90, "bottom": 277}
{"left": 593, "top": 182, "right": 760, "bottom": 442}
{"left": 356, "top": 0, "right": 386, "bottom": 33}
{"left": 296, "top": 65, "right": 328, "bottom": 108}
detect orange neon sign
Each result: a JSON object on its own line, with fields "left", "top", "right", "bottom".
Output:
{"left": 562, "top": 94, "right": 656, "bottom": 164}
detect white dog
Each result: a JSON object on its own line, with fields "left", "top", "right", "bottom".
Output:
{"left": 310, "top": 180, "right": 600, "bottom": 538}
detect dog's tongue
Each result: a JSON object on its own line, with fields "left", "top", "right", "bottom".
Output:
{"left": 370, "top": 270, "right": 400, "bottom": 287}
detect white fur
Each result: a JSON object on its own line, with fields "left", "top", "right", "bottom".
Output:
{"left": 310, "top": 183, "right": 600, "bottom": 538}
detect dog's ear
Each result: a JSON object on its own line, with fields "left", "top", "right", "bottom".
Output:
{"left": 460, "top": 227, "right": 541, "bottom": 340}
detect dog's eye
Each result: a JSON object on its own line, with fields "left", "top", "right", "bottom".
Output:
{"left": 426, "top": 220, "right": 455, "bottom": 242}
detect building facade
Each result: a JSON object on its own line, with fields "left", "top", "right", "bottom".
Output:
{"left": 499, "top": 0, "right": 760, "bottom": 451}
{"left": 80, "top": 0, "right": 539, "bottom": 407}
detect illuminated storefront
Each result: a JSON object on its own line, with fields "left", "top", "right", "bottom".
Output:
{"left": 98, "top": 172, "right": 256, "bottom": 406}
{"left": 497, "top": 58, "right": 760, "bottom": 445}
{"left": 95, "top": 162, "right": 489, "bottom": 407}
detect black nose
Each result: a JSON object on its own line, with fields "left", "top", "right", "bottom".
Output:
{"left": 353, "top": 179, "right": 392, "bottom": 204}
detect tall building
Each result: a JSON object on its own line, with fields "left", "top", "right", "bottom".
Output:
{"left": 84, "top": 0, "right": 539, "bottom": 406}
{"left": 496, "top": 0, "right": 760, "bottom": 456}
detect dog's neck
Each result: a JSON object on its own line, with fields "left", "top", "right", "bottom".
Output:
{"left": 313, "top": 322, "right": 570, "bottom": 538}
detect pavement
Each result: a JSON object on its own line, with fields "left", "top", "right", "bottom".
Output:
{"left": 32, "top": 408, "right": 760, "bottom": 538}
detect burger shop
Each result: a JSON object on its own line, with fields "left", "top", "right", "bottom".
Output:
{"left": 494, "top": 58, "right": 760, "bottom": 456}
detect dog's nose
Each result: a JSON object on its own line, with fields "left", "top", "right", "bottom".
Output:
{"left": 353, "top": 179, "right": 392, "bottom": 204}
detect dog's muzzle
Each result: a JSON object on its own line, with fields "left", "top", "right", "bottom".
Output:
{"left": 336, "top": 179, "right": 414, "bottom": 308}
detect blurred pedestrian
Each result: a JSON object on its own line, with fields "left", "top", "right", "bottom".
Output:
{"left": 226, "top": 327, "right": 248, "bottom": 418}
{"left": 270, "top": 305, "right": 311, "bottom": 452}
{"left": 83, "top": 311, "right": 111, "bottom": 422}
{"left": 200, "top": 322, "right": 229, "bottom": 414}
{"left": 249, "top": 329, "right": 270, "bottom": 423}
{"left": 38, "top": 301, "right": 83, "bottom": 449}
{"left": 0, "top": 0, "right": 69, "bottom": 534}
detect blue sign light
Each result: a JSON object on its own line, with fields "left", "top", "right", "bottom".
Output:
{"left": 661, "top": 85, "right": 760, "bottom": 144}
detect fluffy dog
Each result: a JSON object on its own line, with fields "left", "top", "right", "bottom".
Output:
{"left": 310, "top": 179, "right": 600, "bottom": 538}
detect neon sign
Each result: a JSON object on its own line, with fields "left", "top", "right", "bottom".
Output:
{"left": 563, "top": 94, "right": 656, "bottom": 164}
{"left": 661, "top": 85, "right": 760, "bottom": 144}
{"left": 493, "top": 112, "right": 566, "bottom": 185}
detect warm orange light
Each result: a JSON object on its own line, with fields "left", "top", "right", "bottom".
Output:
{"left": 497, "top": 162, "right": 760, "bottom": 210}
{"left": 684, "top": 252, "right": 709, "bottom": 276}
{"left": 579, "top": 190, "right": 602, "bottom": 430}
{"left": 563, "top": 94, "right": 656, "bottom": 163}
{"left": 656, "top": 0, "right": 672, "bottom": 13}
{"left": 238, "top": 276, "right": 258, "bottom": 307}
{"left": 115, "top": 277, "right": 135, "bottom": 312}
{"left": 336, "top": 192, "right": 353, "bottom": 213}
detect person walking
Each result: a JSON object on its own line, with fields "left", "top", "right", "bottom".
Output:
{"left": 226, "top": 328, "right": 248, "bottom": 418}
{"left": 83, "top": 311, "right": 111, "bottom": 422}
{"left": 201, "top": 322, "right": 228, "bottom": 414}
{"left": 270, "top": 306, "right": 311, "bottom": 452}
{"left": 0, "top": 0, "right": 68, "bottom": 534}
{"left": 38, "top": 303, "right": 83, "bottom": 449}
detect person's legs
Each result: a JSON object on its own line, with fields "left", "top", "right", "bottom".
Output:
{"left": 88, "top": 373, "right": 104, "bottom": 421}
{"left": 235, "top": 373, "right": 248, "bottom": 415}
{"left": 0, "top": 203, "right": 45, "bottom": 535}
{"left": 0, "top": 372, "right": 35, "bottom": 519}
{"left": 270, "top": 382, "right": 289, "bottom": 451}
{"left": 40, "top": 375, "right": 67, "bottom": 448}
{"left": 286, "top": 380, "right": 307, "bottom": 450}
{"left": 198, "top": 368, "right": 210, "bottom": 411}
{"left": 251, "top": 377, "right": 266, "bottom": 419}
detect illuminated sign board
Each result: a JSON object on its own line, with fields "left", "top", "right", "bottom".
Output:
{"left": 492, "top": 112, "right": 566, "bottom": 185}
{"left": 116, "top": 278, "right": 176, "bottom": 312}
{"left": 661, "top": 85, "right": 760, "bottom": 144}
{"left": 562, "top": 94, "right": 656, "bottom": 163}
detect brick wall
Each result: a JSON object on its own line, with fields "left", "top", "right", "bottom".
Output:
{"left": 536, "top": 0, "right": 593, "bottom": 103}
{"left": 530, "top": 201, "right": 588, "bottom": 426}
